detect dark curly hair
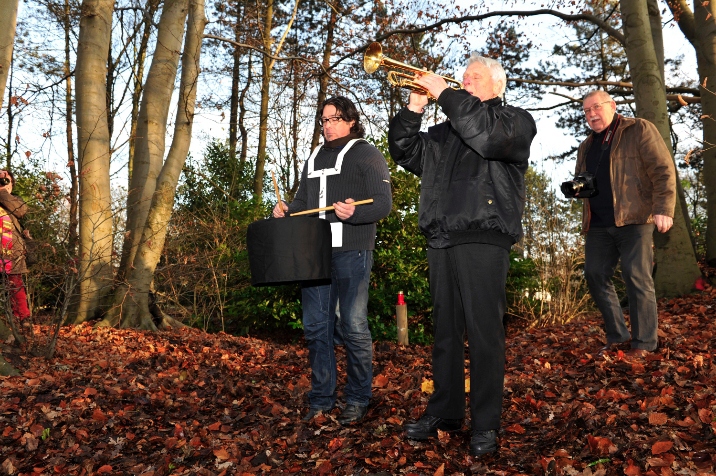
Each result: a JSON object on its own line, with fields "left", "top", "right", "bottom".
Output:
{"left": 320, "top": 96, "right": 366, "bottom": 138}
{"left": 1, "top": 169, "right": 14, "bottom": 187}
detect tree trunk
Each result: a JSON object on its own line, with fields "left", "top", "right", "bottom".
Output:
{"left": 665, "top": 0, "right": 716, "bottom": 266}
{"left": 238, "top": 52, "right": 252, "bottom": 169}
{"left": 646, "top": 0, "right": 664, "bottom": 78}
{"left": 119, "top": 0, "right": 189, "bottom": 280}
{"left": 693, "top": 0, "right": 716, "bottom": 266}
{"left": 620, "top": 0, "right": 701, "bottom": 297}
{"left": 4, "top": 52, "right": 14, "bottom": 169}
{"left": 71, "top": 0, "right": 116, "bottom": 323}
{"left": 649, "top": 0, "right": 698, "bottom": 256}
{"left": 0, "top": 0, "right": 19, "bottom": 111}
{"left": 127, "top": 0, "right": 160, "bottom": 195}
{"left": 105, "top": 36, "right": 114, "bottom": 141}
{"left": 121, "top": 0, "right": 161, "bottom": 283}
{"left": 252, "top": 0, "right": 275, "bottom": 199}
{"left": 103, "top": 0, "right": 205, "bottom": 329}
{"left": 251, "top": 0, "right": 300, "bottom": 199}
{"left": 309, "top": 3, "right": 337, "bottom": 151}
{"left": 229, "top": 6, "right": 243, "bottom": 165}
{"left": 290, "top": 58, "right": 300, "bottom": 199}
{"left": 65, "top": 0, "right": 78, "bottom": 252}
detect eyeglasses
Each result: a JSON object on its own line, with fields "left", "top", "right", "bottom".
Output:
{"left": 582, "top": 100, "right": 612, "bottom": 115}
{"left": 319, "top": 116, "right": 343, "bottom": 126}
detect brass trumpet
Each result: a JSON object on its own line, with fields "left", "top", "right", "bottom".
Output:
{"left": 363, "top": 42, "right": 462, "bottom": 98}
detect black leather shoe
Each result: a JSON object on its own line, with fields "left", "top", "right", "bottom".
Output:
{"left": 597, "top": 340, "right": 631, "bottom": 356}
{"left": 302, "top": 408, "right": 327, "bottom": 422}
{"left": 404, "top": 414, "right": 462, "bottom": 440}
{"left": 597, "top": 342, "right": 622, "bottom": 356}
{"left": 337, "top": 404, "right": 368, "bottom": 425}
{"left": 470, "top": 429, "right": 498, "bottom": 456}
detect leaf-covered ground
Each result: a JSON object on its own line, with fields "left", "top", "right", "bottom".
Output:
{"left": 1, "top": 288, "right": 715, "bottom": 476}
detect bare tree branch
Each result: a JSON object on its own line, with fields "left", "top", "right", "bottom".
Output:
{"left": 332, "top": 8, "right": 627, "bottom": 70}
{"left": 509, "top": 77, "right": 700, "bottom": 98}
{"left": 203, "top": 33, "right": 347, "bottom": 90}
{"left": 209, "top": 9, "right": 623, "bottom": 73}
{"left": 207, "top": 9, "right": 700, "bottom": 105}
{"left": 203, "top": 34, "right": 317, "bottom": 64}
{"left": 526, "top": 99, "right": 577, "bottom": 112}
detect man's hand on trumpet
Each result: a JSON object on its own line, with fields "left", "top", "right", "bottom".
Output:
{"left": 408, "top": 72, "right": 449, "bottom": 112}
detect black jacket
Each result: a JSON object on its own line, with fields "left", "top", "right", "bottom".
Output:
{"left": 388, "top": 89, "right": 536, "bottom": 250}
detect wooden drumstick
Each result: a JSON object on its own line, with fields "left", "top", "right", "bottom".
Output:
{"left": 271, "top": 171, "right": 286, "bottom": 213}
{"left": 290, "top": 199, "right": 374, "bottom": 216}
{"left": 271, "top": 171, "right": 281, "bottom": 203}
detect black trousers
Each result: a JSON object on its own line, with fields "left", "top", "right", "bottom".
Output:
{"left": 426, "top": 243, "right": 509, "bottom": 431}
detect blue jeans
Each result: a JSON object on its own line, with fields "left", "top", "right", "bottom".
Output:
{"left": 301, "top": 250, "right": 373, "bottom": 410}
{"left": 585, "top": 224, "right": 658, "bottom": 351}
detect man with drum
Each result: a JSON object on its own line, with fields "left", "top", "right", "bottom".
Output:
{"left": 388, "top": 56, "right": 536, "bottom": 455}
{"left": 273, "top": 96, "right": 392, "bottom": 425}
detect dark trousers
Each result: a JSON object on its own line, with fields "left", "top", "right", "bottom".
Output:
{"left": 584, "top": 224, "right": 658, "bottom": 351}
{"left": 426, "top": 243, "right": 509, "bottom": 431}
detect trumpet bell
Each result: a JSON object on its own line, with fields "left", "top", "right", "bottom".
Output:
{"left": 364, "top": 42, "right": 383, "bottom": 74}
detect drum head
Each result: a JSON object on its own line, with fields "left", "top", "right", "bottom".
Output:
{"left": 247, "top": 217, "right": 332, "bottom": 286}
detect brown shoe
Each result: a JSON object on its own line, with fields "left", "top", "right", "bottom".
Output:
{"left": 626, "top": 348, "right": 649, "bottom": 358}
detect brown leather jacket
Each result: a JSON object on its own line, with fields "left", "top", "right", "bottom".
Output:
{"left": 575, "top": 116, "right": 676, "bottom": 233}
{"left": 0, "top": 189, "right": 29, "bottom": 274}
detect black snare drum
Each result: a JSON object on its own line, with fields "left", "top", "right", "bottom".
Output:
{"left": 247, "top": 217, "right": 332, "bottom": 286}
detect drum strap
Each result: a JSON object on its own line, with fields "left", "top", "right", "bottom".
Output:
{"left": 306, "top": 139, "right": 363, "bottom": 247}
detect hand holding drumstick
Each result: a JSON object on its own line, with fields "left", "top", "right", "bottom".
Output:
{"left": 272, "top": 198, "right": 374, "bottom": 218}
{"left": 272, "top": 200, "right": 289, "bottom": 218}
{"left": 271, "top": 172, "right": 288, "bottom": 218}
{"left": 333, "top": 198, "right": 357, "bottom": 220}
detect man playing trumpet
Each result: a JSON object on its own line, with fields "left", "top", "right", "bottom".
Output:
{"left": 273, "top": 96, "right": 392, "bottom": 425}
{"left": 388, "top": 55, "right": 536, "bottom": 455}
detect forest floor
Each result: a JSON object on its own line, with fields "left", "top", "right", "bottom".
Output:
{"left": 1, "top": 286, "right": 715, "bottom": 476}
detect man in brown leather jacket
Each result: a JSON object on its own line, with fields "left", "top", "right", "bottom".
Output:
{"left": 574, "top": 90, "right": 676, "bottom": 358}
{"left": 0, "top": 169, "right": 31, "bottom": 323}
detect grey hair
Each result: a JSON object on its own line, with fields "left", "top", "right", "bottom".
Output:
{"left": 583, "top": 90, "right": 613, "bottom": 103}
{"left": 466, "top": 54, "right": 507, "bottom": 98}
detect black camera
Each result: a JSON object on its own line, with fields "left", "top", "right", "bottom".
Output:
{"left": 0, "top": 177, "right": 10, "bottom": 186}
{"left": 561, "top": 172, "right": 598, "bottom": 199}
